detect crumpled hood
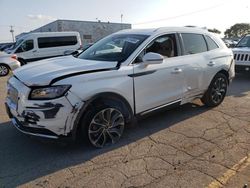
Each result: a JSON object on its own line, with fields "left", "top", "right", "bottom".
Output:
{"left": 14, "top": 56, "right": 117, "bottom": 86}
{"left": 232, "top": 47, "right": 250, "bottom": 53}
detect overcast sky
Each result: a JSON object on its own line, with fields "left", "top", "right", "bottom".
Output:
{"left": 0, "top": 0, "right": 250, "bottom": 42}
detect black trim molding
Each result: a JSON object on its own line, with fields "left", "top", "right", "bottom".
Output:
{"left": 128, "top": 70, "right": 156, "bottom": 78}
{"left": 138, "top": 99, "right": 181, "bottom": 116}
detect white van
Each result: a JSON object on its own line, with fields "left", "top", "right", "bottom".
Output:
{"left": 6, "top": 32, "right": 81, "bottom": 65}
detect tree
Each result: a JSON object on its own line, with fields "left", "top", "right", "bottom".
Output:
{"left": 224, "top": 23, "right": 250, "bottom": 38}
{"left": 208, "top": 28, "right": 221, "bottom": 34}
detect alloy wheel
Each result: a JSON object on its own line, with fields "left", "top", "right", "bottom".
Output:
{"left": 211, "top": 77, "right": 227, "bottom": 104}
{"left": 0, "top": 65, "right": 8, "bottom": 76}
{"left": 88, "top": 108, "right": 125, "bottom": 148}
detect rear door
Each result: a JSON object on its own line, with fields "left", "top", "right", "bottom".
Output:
{"left": 202, "top": 35, "right": 227, "bottom": 87}
{"left": 179, "top": 33, "right": 209, "bottom": 97}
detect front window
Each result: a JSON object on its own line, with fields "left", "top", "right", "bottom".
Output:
{"left": 78, "top": 34, "right": 148, "bottom": 62}
{"left": 236, "top": 36, "right": 250, "bottom": 48}
{"left": 135, "top": 34, "right": 178, "bottom": 63}
{"left": 15, "top": 40, "right": 34, "bottom": 53}
{"left": 8, "top": 39, "right": 24, "bottom": 51}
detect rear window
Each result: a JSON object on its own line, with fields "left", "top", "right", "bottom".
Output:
{"left": 38, "top": 36, "right": 77, "bottom": 48}
{"left": 181, "top": 33, "right": 207, "bottom": 54}
{"left": 205, "top": 35, "right": 219, "bottom": 50}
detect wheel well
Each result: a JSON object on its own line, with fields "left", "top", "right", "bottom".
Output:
{"left": 217, "top": 70, "right": 229, "bottom": 84}
{"left": 73, "top": 92, "right": 134, "bottom": 139}
{"left": 85, "top": 93, "right": 133, "bottom": 123}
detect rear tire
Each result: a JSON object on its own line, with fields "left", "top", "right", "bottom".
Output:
{"left": 80, "top": 102, "right": 126, "bottom": 148}
{"left": 201, "top": 73, "right": 228, "bottom": 107}
{"left": 0, "top": 64, "right": 10, "bottom": 76}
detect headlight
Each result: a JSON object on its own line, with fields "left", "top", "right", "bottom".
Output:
{"left": 29, "top": 85, "right": 71, "bottom": 100}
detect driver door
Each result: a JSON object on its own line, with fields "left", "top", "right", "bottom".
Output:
{"left": 132, "top": 34, "right": 186, "bottom": 114}
{"left": 15, "top": 39, "right": 35, "bottom": 60}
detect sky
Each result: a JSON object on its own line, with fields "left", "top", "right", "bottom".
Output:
{"left": 0, "top": 0, "right": 250, "bottom": 43}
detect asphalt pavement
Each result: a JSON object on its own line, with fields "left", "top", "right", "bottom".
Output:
{"left": 0, "top": 74, "right": 250, "bottom": 188}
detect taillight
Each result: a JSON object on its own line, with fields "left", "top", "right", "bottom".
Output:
{"left": 11, "top": 54, "right": 17, "bottom": 60}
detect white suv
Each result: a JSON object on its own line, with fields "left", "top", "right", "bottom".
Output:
{"left": 5, "top": 27, "right": 235, "bottom": 148}
{"left": 232, "top": 34, "right": 250, "bottom": 73}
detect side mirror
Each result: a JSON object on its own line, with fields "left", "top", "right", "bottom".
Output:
{"left": 230, "top": 43, "right": 236, "bottom": 48}
{"left": 142, "top": 52, "right": 163, "bottom": 65}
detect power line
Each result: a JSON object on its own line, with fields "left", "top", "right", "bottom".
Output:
{"left": 133, "top": 3, "right": 225, "bottom": 25}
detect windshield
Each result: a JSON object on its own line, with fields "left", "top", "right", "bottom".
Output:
{"left": 78, "top": 34, "right": 149, "bottom": 62}
{"left": 236, "top": 36, "right": 250, "bottom": 48}
{"left": 8, "top": 39, "right": 24, "bottom": 50}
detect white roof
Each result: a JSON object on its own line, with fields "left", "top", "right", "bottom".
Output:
{"left": 116, "top": 27, "right": 210, "bottom": 36}
{"left": 29, "top": 31, "right": 79, "bottom": 35}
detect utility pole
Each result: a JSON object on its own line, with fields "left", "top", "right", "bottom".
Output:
{"left": 10, "top": 25, "right": 15, "bottom": 42}
{"left": 121, "top": 14, "right": 123, "bottom": 30}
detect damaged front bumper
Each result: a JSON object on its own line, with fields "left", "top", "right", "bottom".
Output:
{"left": 5, "top": 76, "right": 84, "bottom": 139}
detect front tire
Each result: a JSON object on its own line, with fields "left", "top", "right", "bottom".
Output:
{"left": 201, "top": 73, "right": 228, "bottom": 107}
{"left": 0, "top": 64, "right": 10, "bottom": 76}
{"left": 81, "top": 104, "right": 125, "bottom": 148}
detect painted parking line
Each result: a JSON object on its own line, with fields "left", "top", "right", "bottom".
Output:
{"left": 206, "top": 155, "right": 250, "bottom": 188}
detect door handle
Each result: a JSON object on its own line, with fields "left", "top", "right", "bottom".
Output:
{"left": 207, "top": 61, "right": 215, "bottom": 66}
{"left": 32, "top": 50, "right": 37, "bottom": 53}
{"left": 171, "top": 68, "right": 182, "bottom": 74}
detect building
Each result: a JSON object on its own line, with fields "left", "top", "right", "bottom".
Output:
{"left": 17, "top": 19, "right": 131, "bottom": 44}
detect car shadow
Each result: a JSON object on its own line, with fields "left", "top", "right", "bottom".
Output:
{"left": 0, "top": 102, "right": 208, "bottom": 187}
{"left": 227, "top": 73, "right": 250, "bottom": 97}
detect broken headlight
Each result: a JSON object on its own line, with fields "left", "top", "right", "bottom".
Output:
{"left": 29, "top": 85, "right": 71, "bottom": 100}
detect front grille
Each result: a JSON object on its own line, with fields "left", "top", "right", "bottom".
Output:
{"left": 233, "top": 53, "right": 250, "bottom": 62}
{"left": 7, "top": 83, "right": 18, "bottom": 105}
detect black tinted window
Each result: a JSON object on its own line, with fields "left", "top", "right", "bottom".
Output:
{"left": 205, "top": 35, "right": 219, "bottom": 50}
{"left": 181, "top": 33, "right": 207, "bottom": 54}
{"left": 38, "top": 36, "right": 77, "bottom": 48}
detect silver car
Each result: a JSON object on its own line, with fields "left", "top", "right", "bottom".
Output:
{"left": 0, "top": 52, "right": 21, "bottom": 76}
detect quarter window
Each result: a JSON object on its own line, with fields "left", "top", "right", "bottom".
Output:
{"left": 38, "top": 36, "right": 77, "bottom": 48}
{"left": 205, "top": 35, "right": 219, "bottom": 50}
{"left": 181, "top": 33, "right": 207, "bottom": 54}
